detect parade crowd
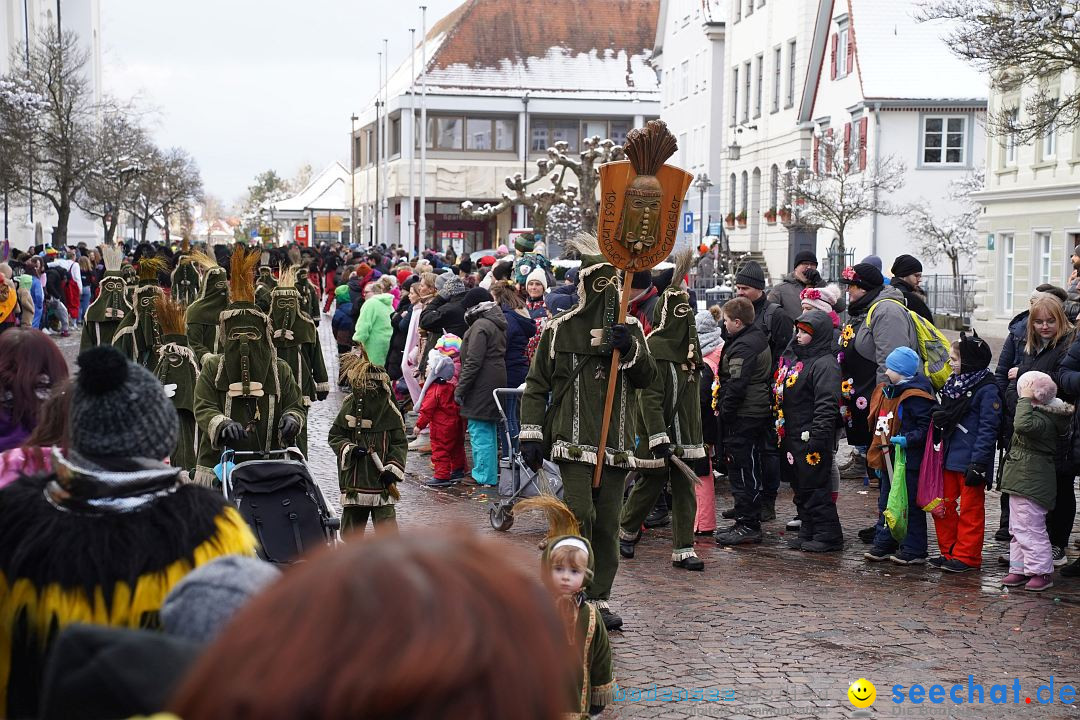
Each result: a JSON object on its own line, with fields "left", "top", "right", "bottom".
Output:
{"left": 0, "top": 232, "right": 1078, "bottom": 719}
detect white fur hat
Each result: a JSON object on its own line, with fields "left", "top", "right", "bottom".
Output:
{"left": 799, "top": 284, "right": 841, "bottom": 313}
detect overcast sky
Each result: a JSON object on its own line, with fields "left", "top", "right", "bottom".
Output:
{"left": 101, "top": 0, "right": 460, "bottom": 207}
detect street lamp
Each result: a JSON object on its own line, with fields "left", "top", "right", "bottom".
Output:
{"left": 692, "top": 173, "right": 713, "bottom": 243}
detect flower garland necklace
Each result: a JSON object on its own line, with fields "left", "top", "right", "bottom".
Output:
{"left": 772, "top": 359, "right": 803, "bottom": 446}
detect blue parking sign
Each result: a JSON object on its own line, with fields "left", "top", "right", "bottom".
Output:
{"left": 683, "top": 212, "right": 694, "bottom": 234}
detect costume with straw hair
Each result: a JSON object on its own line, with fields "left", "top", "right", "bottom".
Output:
{"left": 111, "top": 256, "right": 168, "bottom": 369}
{"left": 191, "top": 246, "right": 306, "bottom": 487}
{"left": 513, "top": 496, "right": 616, "bottom": 717}
{"left": 80, "top": 244, "right": 131, "bottom": 351}
{"left": 327, "top": 348, "right": 407, "bottom": 532}
{"left": 289, "top": 247, "right": 321, "bottom": 322}
{"left": 184, "top": 250, "right": 229, "bottom": 364}
{"left": 171, "top": 238, "right": 201, "bottom": 305}
{"left": 254, "top": 264, "right": 278, "bottom": 313}
{"left": 154, "top": 295, "right": 201, "bottom": 475}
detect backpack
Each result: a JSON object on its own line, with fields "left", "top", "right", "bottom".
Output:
{"left": 866, "top": 298, "right": 952, "bottom": 391}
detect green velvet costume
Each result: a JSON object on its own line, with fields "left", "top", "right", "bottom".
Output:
{"left": 327, "top": 358, "right": 406, "bottom": 533}
{"left": 80, "top": 272, "right": 131, "bottom": 351}
{"left": 192, "top": 302, "right": 306, "bottom": 486}
{"left": 294, "top": 267, "right": 321, "bottom": 324}
{"left": 254, "top": 267, "right": 277, "bottom": 314}
{"left": 620, "top": 274, "right": 705, "bottom": 563}
{"left": 170, "top": 259, "right": 200, "bottom": 305}
{"left": 268, "top": 285, "right": 330, "bottom": 455}
{"left": 121, "top": 265, "right": 136, "bottom": 305}
{"left": 153, "top": 333, "right": 201, "bottom": 475}
{"left": 520, "top": 249, "right": 657, "bottom": 601}
{"left": 111, "top": 285, "right": 165, "bottom": 369}
{"left": 185, "top": 267, "right": 228, "bottom": 365}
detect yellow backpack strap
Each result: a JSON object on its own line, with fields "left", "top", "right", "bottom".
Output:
{"left": 865, "top": 297, "right": 907, "bottom": 328}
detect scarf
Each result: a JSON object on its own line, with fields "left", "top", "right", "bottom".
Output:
{"left": 941, "top": 368, "right": 991, "bottom": 401}
{"left": 847, "top": 284, "right": 884, "bottom": 317}
{"left": 933, "top": 370, "right": 995, "bottom": 443}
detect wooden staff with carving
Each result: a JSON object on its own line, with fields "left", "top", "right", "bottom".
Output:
{"left": 592, "top": 121, "right": 693, "bottom": 487}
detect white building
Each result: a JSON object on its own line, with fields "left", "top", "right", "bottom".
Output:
{"left": 1, "top": 0, "right": 103, "bottom": 250}
{"left": 259, "top": 162, "right": 352, "bottom": 247}
{"left": 351, "top": 0, "right": 661, "bottom": 256}
{"left": 971, "top": 69, "right": 1080, "bottom": 334}
{"left": 797, "top": 0, "right": 987, "bottom": 278}
{"left": 654, "top": 0, "right": 726, "bottom": 249}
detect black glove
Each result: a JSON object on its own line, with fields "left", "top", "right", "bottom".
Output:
{"left": 219, "top": 420, "right": 248, "bottom": 445}
{"left": 378, "top": 469, "right": 398, "bottom": 487}
{"left": 610, "top": 323, "right": 632, "bottom": 355}
{"left": 316, "top": 390, "right": 329, "bottom": 401}
{"left": 279, "top": 414, "right": 301, "bottom": 441}
{"left": 520, "top": 441, "right": 544, "bottom": 472}
{"left": 803, "top": 268, "right": 822, "bottom": 287}
{"left": 651, "top": 443, "right": 674, "bottom": 461}
{"left": 965, "top": 463, "right": 989, "bottom": 489}
{"left": 352, "top": 445, "right": 369, "bottom": 461}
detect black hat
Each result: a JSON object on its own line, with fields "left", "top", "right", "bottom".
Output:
{"left": 891, "top": 254, "right": 923, "bottom": 277}
{"left": 958, "top": 328, "right": 992, "bottom": 373}
{"left": 631, "top": 270, "right": 653, "bottom": 290}
{"left": 461, "top": 287, "right": 493, "bottom": 310}
{"left": 793, "top": 250, "right": 818, "bottom": 268}
{"left": 735, "top": 261, "right": 766, "bottom": 291}
{"left": 839, "top": 263, "right": 885, "bottom": 290}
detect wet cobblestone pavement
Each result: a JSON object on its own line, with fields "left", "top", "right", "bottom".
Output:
{"left": 59, "top": 323, "right": 1080, "bottom": 719}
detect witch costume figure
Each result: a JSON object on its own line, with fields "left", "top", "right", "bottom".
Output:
{"left": 519, "top": 232, "right": 657, "bottom": 632}
{"left": 185, "top": 250, "right": 229, "bottom": 365}
{"left": 268, "top": 267, "right": 329, "bottom": 455}
{"left": 121, "top": 262, "right": 137, "bottom": 304}
{"left": 254, "top": 265, "right": 277, "bottom": 313}
{"left": 152, "top": 295, "right": 201, "bottom": 475}
{"left": 294, "top": 265, "right": 321, "bottom": 324}
{"left": 80, "top": 243, "right": 131, "bottom": 351}
{"left": 327, "top": 348, "right": 407, "bottom": 534}
{"left": 170, "top": 240, "right": 201, "bottom": 305}
{"left": 192, "top": 246, "right": 306, "bottom": 487}
{"left": 619, "top": 249, "right": 706, "bottom": 571}
{"left": 111, "top": 256, "right": 168, "bottom": 368}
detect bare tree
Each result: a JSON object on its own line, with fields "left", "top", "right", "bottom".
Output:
{"left": 546, "top": 136, "right": 625, "bottom": 233}
{"left": 128, "top": 146, "right": 204, "bottom": 243}
{"left": 904, "top": 170, "right": 984, "bottom": 282}
{"left": 76, "top": 111, "right": 152, "bottom": 243}
{"left": 785, "top": 132, "right": 906, "bottom": 258}
{"left": 917, "top": 0, "right": 1079, "bottom": 142}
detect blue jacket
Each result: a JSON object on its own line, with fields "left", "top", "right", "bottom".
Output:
{"left": 994, "top": 310, "right": 1027, "bottom": 396}
{"left": 30, "top": 277, "right": 44, "bottom": 328}
{"left": 1055, "top": 333, "right": 1080, "bottom": 399}
{"left": 942, "top": 382, "right": 1002, "bottom": 472}
{"left": 887, "top": 373, "right": 937, "bottom": 472}
{"left": 502, "top": 305, "right": 536, "bottom": 388}
{"left": 331, "top": 301, "right": 354, "bottom": 337}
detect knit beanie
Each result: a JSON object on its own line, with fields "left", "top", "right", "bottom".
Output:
{"left": 161, "top": 555, "right": 281, "bottom": 642}
{"left": 461, "top": 287, "right": 493, "bottom": 310}
{"left": 957, "top": 329, "right": 993, "bottom": 373}
{"left": 357, "top": 262, "right": 372, "bottom": 277}
{"left": 515, "top": 232, "right": 536, "bottom": 254}
{"left": 70, "top": 346, "right": 179, "bottom": 461}
{"left": 793, "top": 250, "right": 817, "bottom": 268}
{"left": 891, "top": 254, "right": 923, "bottom": 277}
{"left": 496, "top": 244, "right": 509, "bottom": 257}
{"left": 860, "top": 255, "right": 883, "bottom": 271}
{"left": 545, "top": 290, "right": 576, "bottom": 316}
{"left": 526, "top": 266, "right": 548, "bottom": 290}
{"left": 631, "top": 269, "right": 653, "bottom": 290}
{"left": 335, "top": 284, "right": 350, "bottom": 303}
{"left": 396, "top": 269, "right": 413, "bottom": 286}
{"left": 1018, "top": 370, "right": 1057, "bottom": 405}
{"left": 566, "top": 267, "right": 580, "bottom": 285}
{"left": 439, "top": 274, "right": 466, "bottom": 300}
{"left": 840, "top": 263, "right": 884, "bottom": 290}
{"left": 735, "top": 261, "right": 766, "bottom": 291}
{"left": 885, "top": 346, "right": 920, "bottom": 381}
{"left": 799, "top": 284, "right": 841, "bottom": 313}
{"left": 435, "top": 333, "right": 462, "bottom": 358}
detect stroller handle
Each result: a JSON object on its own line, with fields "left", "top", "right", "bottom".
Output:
{"left": 219, "top": 446, "right": 307, "bottom": 502}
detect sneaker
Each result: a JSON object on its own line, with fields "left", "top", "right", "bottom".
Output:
{"left": 786, "top": 516, "right": 802, "bottom": 530}
{"left": 714, "top": 524, "right": 763, "bottom": 546}
{"left": 857, "top": 525, "right": 877, "bottom": 544}
{"left": 994, "top": 527, "right": 1011, "bottom": 542}
{"left": 1001, "top": 572, "right": 1030, "bottom": 587}
{"left": 672, "top": 554, "right": 705, "bottom": 571}
{"left": 998, "top": 553, "right": 1010, "bottom": 566}
{"left": 59, "top": 330, "right": 70, "bottom": 338}
{"left": 941, "top": 558, "right": 978, "bottom": 573}
{"left": 643, "top": 507, "right": 670, "bottom": 528}
{"left": 786, "top": 537, "right": 804, "bottom": 550}
{"left": 408, "top": 435, "right": 431, "bottom": 453}
{"left": 863, "top": 547, "right": 892, "bottom": 562}
{"left": 619, "top": 539, "right": 636, "bottom": 559}
{"left": 720, "top": 507, "right": 737, "bottom": 520}
{"left": 889, "top": 551, "right": 927, "bottom": 565}
{"left": 450, "top": 469, "right": 466, "bottom": 481}
{"left": 1053, "top": 546, "right": 1068, "bottom": 567}
{"left": 1061, "top": 559, "right": 1080, "bottom": 578}
{"left": 839, "top": 452, "right": 866, "bottom": 479}
{"left": 1025, "top": 574, "right": 1054, "bottom": 592}
{"left": 423, "top": 476, "right": 454, "bottom": 488}
{"left": 802, "top": 539, "right": 843, "bottom": 553}
{"left": 596, "top": 605, "right": 623, "bottom": 631}
{"left": 928, "top": 556, "right": 947, "bottom": 568}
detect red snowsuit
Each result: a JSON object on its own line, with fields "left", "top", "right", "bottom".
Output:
{"left": 416, "top": 379, "right": 468, "bottom": 479}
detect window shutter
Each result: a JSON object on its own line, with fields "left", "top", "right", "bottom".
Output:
{"left": 825, "top": 127, "right": 834, "bottom": 174}
{"left": 843, "top": 122, "right": 852, "bottom": 172}
{"left": 813, "top": 135, "right": 820, "bottom": 174}
{"left": 858, "top": 117, "right": 868, "bottom": 171}
{"left": 830, "top": 33, "right": 838, "bottom": 80}
{"left": 846, "top": 33, "right": 855, "bottom": 77}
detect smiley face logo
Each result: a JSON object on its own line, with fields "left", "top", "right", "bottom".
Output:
{"left": 848, "top": 678, "right": 876, "bottom": 709}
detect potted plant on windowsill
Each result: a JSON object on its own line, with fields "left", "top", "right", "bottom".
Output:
{"left": 725, "top": 212, "right": 736, "bottom": 229}
{"left": 778, "top": 207, "right": 792, "bottom": 224}
{"left": 736, "top": 210, "right": 747, "bottom": 228}
{"left": 764, "top": 207, "right": 777, "bottom": 224}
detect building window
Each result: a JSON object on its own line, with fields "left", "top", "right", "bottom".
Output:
{"left": 742, "top": 60, "right": 751, "bottom": 122}
{"left": 430, "top": 116, "right": 463, "bottom": 150}
{"left": 529, "top": 117, "right": 585, "bottom": 153}
{"left": 425, "top": 115, "right": 517, "bottom": 152}
{"left": 769, "top": 164, "right": 779, "bottom": 211}
{"left": 837, "top": 26, "right": 849, "bottom": 78}
{"left": 731, "top": 67, "right": 739, "bottom": 126}
{"left": 1004, "top": 108, "right": 1018, "bottom": 166}
{"left": 700, "top": 52, "right": 708, "bottom": 92}
{"left": 922, "top": 116, "right": 966, "bottom": 165}
{"left": 466, "top": 117, "right": 492, "bottom": 150}
{"left": 1003, "top": 233, "right": 1015, "bottom": 311}
{"left": 681, "top": 60, "right": 690, "bottom": 99}
{"left": 772, "top": 46, "right": 781, "bottom": 113}
{"left": 390, "top": 116, "right": 402, "bottom": 156}
{"left": 679, "top": 132, "right": 688, "bottom": 169}
{"left": 1041, "top": 103, "right": 1057, "bottom": 160}
{"left": 786, "top": 40, "right": 797, "bottom": 108}
{"left": 850, "top": 115, "right": 862, "bottom": 172}
{"left": 754, "top": 53, "right": 763, "bottom": 118}
{"left": 740, "top": 170, "right": 748, "bottom": 213}
{"left": 610, "top": 120, "right": 631, "bottom": 146}
{"left": 494, "top": 119, "right": 515, "bottom": 150}
{"left": 1036, "top": 232, "right": 1052, "bottom": 285}
{"left": 729, "top": 172, "right": 737, "bottom": 217}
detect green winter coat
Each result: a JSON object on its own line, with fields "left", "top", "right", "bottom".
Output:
{"left": 80, "top": 272, "right": 131, "bottom": 351}
{"left": 327, "top": 385, "right": 407, "bottom": 507}
{"left": 186, "top": 267, "right": 229, "bottom": 365}
{"left": 1002, "top": 397, "right": 1073, "bottom": 511}
{"left": 153, "top": 334, "right": 200, "bottom": 475}
{"left": 352, "top": 293, "right": 394, "bottom": 367}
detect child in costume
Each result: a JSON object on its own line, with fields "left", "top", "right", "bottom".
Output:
{"left": 514, "top": 496, "right": 615, "bottom": 719}
{"left": 153, "top": 295, "right": 201, "bottom": 475}
{"left": 1001, "top": 371, "right": 1071, "bottom": 592}
{"left": 328, "top": 349, "right": 407, "bottom": 534}
{"left": 111, "top": 255, "right": 168, "bottom": 368}
{"left": 414, "top": 333, "right": 468, "bottom": 487}
{"left": 80, "top": 244, "right": 131, "bottom": 350}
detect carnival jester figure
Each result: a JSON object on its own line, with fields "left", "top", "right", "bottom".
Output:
{"left": 152, "top": 295, "right": 201, "bottom": 475}
{"left": 192, "top": 245, "right": 306, "bottom": 487}
{"left": 121, "top": 262, "right": 137, "bottom": 305}
{"left": 185, "top": 250, "right": 229, "bottom": 365}
{"left": 289, "top": 248, "right": 321, "bottom": 324}
{"left": 269, "top": 267, "right": 330, "bottom": 455}
{"left": 254, "top": 265, "right": 277, "bottom": 313}
{"left": 111, "top": 255, "right": 168, "bottom": 368}
{"left": 80, "top": 243, "right": 131, "bottom": 351}
{"left": 171, "top": 239, "right": 201, "bottom": 305}
{"left": 618, "top": 249, "right": 706, "bottom": 571}
{"left": 327, "top": 348, "right": 407, "bottom": 534}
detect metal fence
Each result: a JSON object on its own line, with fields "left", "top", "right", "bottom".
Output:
{"left": 922, "top": 274, "right": 976, "bottom": 327}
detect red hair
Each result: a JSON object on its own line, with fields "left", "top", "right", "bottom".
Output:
{"left": 170, "top": 527, "right": 577, "bottom": 720}
{"left": 0, "top": 329, "right": 68, "bottom": 431}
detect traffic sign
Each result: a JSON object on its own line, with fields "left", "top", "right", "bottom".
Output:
{"left": 683, "top": 212, "right": 694, "bottom": 234}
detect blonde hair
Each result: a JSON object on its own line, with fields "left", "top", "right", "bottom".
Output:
{"left": 1026, "top": 295, "right": 1071, "bottom": 351}
{"left": 548, "top": 544, "right": 589, "bottom": 575}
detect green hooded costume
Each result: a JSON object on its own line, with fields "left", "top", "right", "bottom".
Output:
{"left": 619, "top": 252, "right": 705, "bottom": 565}
{"left": 294, "top": 267, "right": 321, "bottom": 324}
{"left": 111, "top": 282, "right": 165, "bottom": 369}
{"left": 268, "top": 283, "right": 329, "bottom": 455}
{"left": 170, "top": 257, "right": 201, "bottom": 305}
{"left": 327, "top": 352, "right": 407, "bottom": 533}
{"left": 121, "top": 264, "right": 136, "bottom": 305}
{"left": 80, "top": 246, "right": 130, "bottom": 351}
{"left": 520, "top": 234, "right": 657, "bottom": 603}
{"left": 185, "top": 266, "right": 229, "bottom": 365}
{"left": 254, "top": 266, "right": 277, "bottom": 313}
{"left": 154, "top": 333, "right": 201, "bottom": 474}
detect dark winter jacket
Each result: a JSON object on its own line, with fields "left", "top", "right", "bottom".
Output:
{"left": 346, "top": 276, "right": 366, "bottom": 319}
{"left": 420, "top": 291, "right": 468, "bottom": 339}
{"left": 881, "top": 374, "right": 937, "bottom": 473}
{"left": 751, "top": 293, "right": 793, "bottom": 365}
{"left": 716, "top": 323, "right": 772, "bottom": 424}
{"left": 940, "top": 381, "right": 1002, "bottom": 473}
{"left": 994, "top": 311, "right": 1028, "bottom": 397}
{"left": 455, "top": 302, "right": 508, "bottom": 421}
{"left": 776, "top": 310, "right": 840, "bottom": 448}
{"left": 1002, "top": 330, "right": 1075, "bottom": 445}
{"left": 768, "top": 274, "right": 847, "bottom": 321}
{"left": 699, "top": 363, "right": 717, "bottom": 448}
{"left": 889, "top": 277, "right": 934, "bottom": 322}
{"left": 502, "top": 304, "right": 536, "bottom": 388}
{"left": 386, "top": 297, "right": 413, "bottom": 381}
{"left": 331, "top": 301, "right": 355, "bottom": 349}
{"left": 1002, "top": 397, "right": 1073, "bottom": 511}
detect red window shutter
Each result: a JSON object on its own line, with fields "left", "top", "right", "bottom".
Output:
{"left": 843, "top": 122, "right": 852, "bottom": 171}
{"left": 830, "top": 33, "right": 838, "bottom": 80}
{"left": 813, "top": 135, "right": 820, "bottom": 174}
{"left": 846, "top": 34, "right": 855, "bottom": 77}
{"left": 858, "top": 117, "right": 868, "bottom": 170}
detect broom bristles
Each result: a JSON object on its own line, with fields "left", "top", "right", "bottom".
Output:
{"left": 187, "top": 249, "right": 219, "bottom": 271}
{"left": 513, "top": 496, "right": 581, "bottom": 541}
{"left": 136, "top": 256, "right": 169, "bottom": 282}
{"left": 101, "top": 243, "right": 123, "bottom": 272}
{"left": 672, "top": 247, "right": 693, "bottom": 290}
{"left": 624, "top": 119, "right": 678, "bottom": 176}
{"left": 156, "top": 295, "right": 187, "bottom": 335}
{"left": 228, "top": 246, "right": 260, "bottom": 304}
{"left": 277, "top": 265, "right": 296, "bottom": 289}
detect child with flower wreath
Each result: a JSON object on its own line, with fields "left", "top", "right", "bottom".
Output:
{"left": 774, "top": 310, "right": 844, "bottom": 551}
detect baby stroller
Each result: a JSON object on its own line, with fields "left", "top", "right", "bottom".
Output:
{"left": 488, "top": 388, "right": 563, "bottom": 532}
{"left": 219, "top": 447, "right": 340, "bottom": 565}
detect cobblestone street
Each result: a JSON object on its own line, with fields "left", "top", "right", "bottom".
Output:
{"left": 59, "top": 323, "right": 1080, "bottom": 718}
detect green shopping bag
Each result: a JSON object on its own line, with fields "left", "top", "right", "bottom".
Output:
{"left": 883, "top": 446, "right": 908, "bottom": 542}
